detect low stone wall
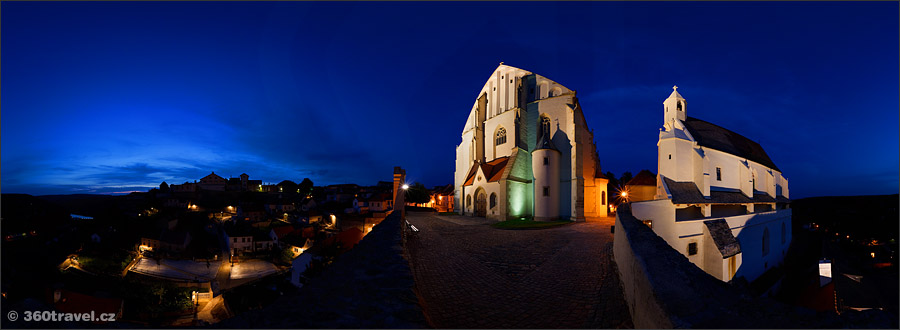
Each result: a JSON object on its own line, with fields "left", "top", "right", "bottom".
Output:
{"left": 221, "top": 208, "right": 426, "bottom": 328}
{"left": 614, "top": 204, "right": 892, "bottom": 328}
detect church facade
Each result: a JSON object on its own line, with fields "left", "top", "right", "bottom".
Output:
{"left": 454, "top": 64, "right": 608, "bottom": 221}
{"left": 631, "top": 87, "right": 792, "bottom": 283}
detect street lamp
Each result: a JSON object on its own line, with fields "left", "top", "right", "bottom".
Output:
{"left": 402, "top": 184, "right": 409, "bottom": 190}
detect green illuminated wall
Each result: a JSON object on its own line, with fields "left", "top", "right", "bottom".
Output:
{"left": 506, "top": 147, "right": 533, "bottom": 219}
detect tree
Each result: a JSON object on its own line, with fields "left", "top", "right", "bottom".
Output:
{"left": 605, "top": 171, "right": 619, "bottom": 189}
{"left": 405, "top": 182, "right": 431, "bottom": 205}
{"left": 298, "top": 178, "right": 314, "bottom": 198}
{"left": 619, "top": 171, "right": 633, "bottom": 187}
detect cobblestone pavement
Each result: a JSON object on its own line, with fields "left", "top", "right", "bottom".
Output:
{"left": 405, "top": 212, "right": 633, "bottom": 329}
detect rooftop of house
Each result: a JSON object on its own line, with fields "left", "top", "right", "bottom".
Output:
{"left": 54, "top": 289, "right": 122, "bottom": 315}
{"left": 627, "top": 169, "right": 657, "bottom": 186}
{"left": 704, "top": 219, "right": 742, "bottom": 258}
{"left": 158, "top": 229, "right": 191, "bottom": 246}
{"left": 463, "top": 157, "right": 509, "bottom": 186}
{"left": 682, "top": 116, "right": 780, "bottom": 172}
{"left": 663, "top": 177, "right": 788, "bottom": 204}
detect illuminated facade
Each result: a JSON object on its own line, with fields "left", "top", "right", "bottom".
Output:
{"left": 630, "top": 86, "right": 792, "bottom": 283}
{"left": 454, "top": 64, "right": 608, "bottom": 221}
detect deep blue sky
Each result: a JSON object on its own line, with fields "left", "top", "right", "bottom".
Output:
{"left": 2, "top": 1, "right": 897, "bottom": 198}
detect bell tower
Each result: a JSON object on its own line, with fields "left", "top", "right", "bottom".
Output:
{"left": 663, "top": 85, "right": 687, "bottom": 126}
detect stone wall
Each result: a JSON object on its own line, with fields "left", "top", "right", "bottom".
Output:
{"left": 221, "top": 207, "right": 426, "bottom": 328}
{"left": 614, "top": 203, "right": 892, "bottom": 328}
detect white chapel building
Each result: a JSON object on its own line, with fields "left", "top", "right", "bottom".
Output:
{"left": 454, "top": 64, "right": 609, "bottom": 221}
{"left": 630, "top": 86, "right": 792, "bottom": 283}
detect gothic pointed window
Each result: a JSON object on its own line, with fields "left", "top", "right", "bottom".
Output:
{"left": 495, "top": 127, "right": 507, "bottom": 146}
{"left": 489, "top": 193, "right": 497, "bottom": 209}
{"left": 540, "top": 115, "right": 551, "bottom": 140}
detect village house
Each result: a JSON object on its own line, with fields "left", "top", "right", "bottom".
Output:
{"left": 624, "top": 169, "right": 657, "bottom": 203}
{"left": 224, "top": 226, "right": 255, "bottom": 256}
{"left": 198, "top": 172, "right": 227, "bottom": 191}
{"left": 140, "top": 229, "right": 192, "bottom": 254}
{"left": 325, "top": 184, "right": 359, "bottom": 204}
{"left": 430, "top": 184, "right": 455, "bottom": 212}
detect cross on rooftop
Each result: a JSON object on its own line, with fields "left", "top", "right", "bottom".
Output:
{"left": 673, "top": 85, "right": 678, "bottom": 91}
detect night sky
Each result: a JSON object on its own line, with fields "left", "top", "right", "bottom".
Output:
{"left": 2, "top": 1, "right": 897, "bottom": 198}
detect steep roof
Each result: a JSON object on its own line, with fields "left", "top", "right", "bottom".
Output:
{"left": 534, "top": 134, "right": 558, "bottom": 151}
{"left": 324, "top": 227, "right": 365, "bottom": 253}
{"left": 627, "top": 169, "right": 657, "bottom": 186}
{"left": 462, "top": 157, "right": 509, "bottom": 186}
{"left": 54, "top": 289, "right": 122, "bottom": 315}
{"left": 682, "top": 116, "right": 780, "bottom": 172}
{"left": 663, "top": 177, "right": 785, "bottom": 204}
{"left": 704, "top": 219, "right": 742, "bottom": 258}
{"left": 200, "top": 172, "right": 226, "bottom": 183}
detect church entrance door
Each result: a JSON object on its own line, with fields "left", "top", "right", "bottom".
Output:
{"left": 475, "top": 190, "right": 487, "bottom": 217}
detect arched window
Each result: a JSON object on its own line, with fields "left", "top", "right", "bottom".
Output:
{"left": 602, "top": 191, "right": 606, "bottom": 205}
{"left": 550, "top": 87, "right": 562, "bottom": 97}
{"left": 762, "top": 227, "right": 770, "bottom": 256}
{"left": 466, "top": 194, "right": 472, "bottom": 208}
{"left": 677, "top": 101, "right": 683, "bottom": 111}
{"left": 540, "top": 115, "right": 551, "bottom": 140}
{"left": 495, "top": 127, "right": 507, "bottom": 146}
{"left": 489, "top": 193, "right": 497, "bottom": 209}
{"left": 781, "top": 222, "right": 786, "bottom": 244}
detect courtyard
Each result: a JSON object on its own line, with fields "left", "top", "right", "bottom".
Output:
{"left": 404, "top": 212, "right": 633, "bottom": 328}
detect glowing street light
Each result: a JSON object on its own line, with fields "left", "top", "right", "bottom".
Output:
{"left": 402, "top": 184, "right": 410, "bottom": 190}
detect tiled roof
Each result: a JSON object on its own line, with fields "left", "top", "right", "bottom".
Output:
{"left": 272, "top": 226, "right": 294, "bottom": 239}
{"left": 462, "top": 162, "right": 479, "bottom": 186}
{"left": 54, "top": 290, "right": 122, "bottom": 315}
{"left": 159, "top": 229, "right": 190, "bottom": 245}
{"left": 663, "top": 177, "right": 781, "bottom": 204}
{"left": 324, "top": 227, "right": 365, "bottom": 253}
{"left": 627, "top": 169, "right": 657, "bottom": 186}
{"left": 683, "top": 116, "right": 780, "bottom": 172}
{"left": 484, "top": 157, "right": 508, "bottom": 182}
{"left": 462, "top": 157, "right": 509, "bottom": 186}
{"left": 534, "top": 134, "right": 558, "bottom": 151}
{"left": 704, "top": 219, "right": 742, "bottom": 258}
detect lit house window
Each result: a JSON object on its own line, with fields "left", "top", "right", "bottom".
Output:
{"left": 496, "top": 127, "right": 507, "bottom": 145}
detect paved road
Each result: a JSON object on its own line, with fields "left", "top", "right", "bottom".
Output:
{"left": 405, "top": 212, "right": 633, "bottom": 329}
